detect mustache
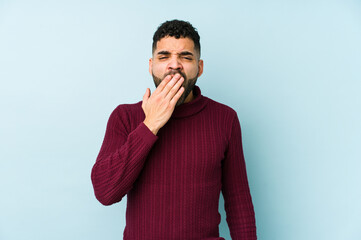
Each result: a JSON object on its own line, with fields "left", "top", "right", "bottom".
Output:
{"left": 164, "top": 70, "right": 186, "bottom": 80}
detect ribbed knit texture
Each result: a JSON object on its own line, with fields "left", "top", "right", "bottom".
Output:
{"left": 91, "top": 85, "right": 257, "bottom": 240}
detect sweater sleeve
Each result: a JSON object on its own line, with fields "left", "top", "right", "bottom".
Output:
{"left": 221, "top": 112, "right": 257, "bottom": 239}
{"left": 91, "top": 106, "right": 158, "bottom": 206}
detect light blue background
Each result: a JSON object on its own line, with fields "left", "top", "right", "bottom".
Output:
{"left": 1, "top": 0, "right": 360, "bottom": 239}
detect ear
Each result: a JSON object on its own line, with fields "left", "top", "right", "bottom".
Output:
{"left": 197, "top": 59, "right": 204, "bottom": 77}
{"left": 149, "top": 58, "right": 153, "bottom": 75}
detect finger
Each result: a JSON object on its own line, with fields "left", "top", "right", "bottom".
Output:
{"left": 170, "top": 86, "right": 185, "bottom": 106}
{"left": 143, "top": 88, "right": 150, "bottom": 103}
{"left": 162, "top": 73, "right": 182, "bottom": 96}
{"left": 153, "top": 75, "right": 172, "bottom": 94}
{"left": 165, "top": 77, "right": 184, "bottom": 100}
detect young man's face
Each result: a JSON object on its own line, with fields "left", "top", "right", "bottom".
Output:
{"left": 149, "top": 36, "right": 203, "bottom": 106}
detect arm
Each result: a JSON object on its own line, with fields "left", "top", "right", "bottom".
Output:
{"left": 91, "top": 106, "right": 158, "bottom": 206}
{"left": 222, "top": 113, "right": 257, "bottom": 239}
{"left": 91, "top": 73, "right": 185, "bottom": 206}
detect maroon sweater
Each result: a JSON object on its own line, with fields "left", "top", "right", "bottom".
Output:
{"left": 91, "top": 85, "right": 257, "bottom": 240}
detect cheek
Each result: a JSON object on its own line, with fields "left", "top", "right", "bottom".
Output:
{"left": 185, "top": 64, "right": 199, "bottom": 77}
{"left": 152, "top": 63, "right": 166, "bottom": 75}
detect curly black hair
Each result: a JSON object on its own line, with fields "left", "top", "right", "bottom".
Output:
{"left": 152, "top": 19, "right": 201, "bottom": 57}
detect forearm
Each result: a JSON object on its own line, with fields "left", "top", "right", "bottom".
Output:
{"left": 91, "top": 122, "right": 157, "bottom": 205}
{"left": 224, "top": 188, "right": 257, "bottom": 239}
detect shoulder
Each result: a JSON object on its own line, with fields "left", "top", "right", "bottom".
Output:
{"left": 203, "top": 96, "right": 241, "bottom": 141}
{"left": 109, "top": 101, "right": 144, "bottom": 130}
{"left": 112, "top": 101, "right": 143, "bottom": 117}
{"left": 204, "top": 96, "right": 238, "bottom": 120}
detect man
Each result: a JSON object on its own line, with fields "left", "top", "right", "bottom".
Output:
{"left": 91, "top": 19, "right": 257, "bottom": 240}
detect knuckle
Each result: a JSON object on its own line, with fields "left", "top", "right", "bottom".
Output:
{"left": 154, "top": 94, "right": 162, "bottom": 101}
{"left": 164, "top": 84, "right": 172, "bottom": 90}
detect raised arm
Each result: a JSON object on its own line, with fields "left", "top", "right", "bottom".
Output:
{"left": 91, "top": 73, "right": 185, "bottom": 205}
{"left": 91, "top": 108, "right": 158, "bottom": 205}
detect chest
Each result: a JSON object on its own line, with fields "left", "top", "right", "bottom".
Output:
{"left": 143, "top": 115, "right": 229, "bottom": 185}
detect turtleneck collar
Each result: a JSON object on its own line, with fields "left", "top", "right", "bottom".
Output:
{"left": 171, "top": 85, "right": 208, "bottom": 119}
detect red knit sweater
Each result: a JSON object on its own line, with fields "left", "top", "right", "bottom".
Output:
{"left": 91, "top": 85, "right": 257, "bottom": 240}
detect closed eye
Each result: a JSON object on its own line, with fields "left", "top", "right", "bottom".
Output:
{"left": 179, "top": 51, "right": 194, "bottom": 60}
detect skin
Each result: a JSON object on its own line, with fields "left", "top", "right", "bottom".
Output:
{"left": 142, "top": 36, "right": 204, "bottom": 135}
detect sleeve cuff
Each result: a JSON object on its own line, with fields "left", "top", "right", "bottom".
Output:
{"left": 134, "top": 121, "right": 159, "bottom": 146}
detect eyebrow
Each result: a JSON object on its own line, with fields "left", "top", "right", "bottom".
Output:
{"left": 156, "top": 51, "right": 194, "bottom": 57}
{"left": 157, "top": 51, "right": 171, "bottom": 55}
{"left": 179, "top": 51, "right": 194, "bottom": 57}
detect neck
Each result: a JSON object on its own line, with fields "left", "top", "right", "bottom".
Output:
{"left": 184, "top": 90, "right": 194, "bottom": 104}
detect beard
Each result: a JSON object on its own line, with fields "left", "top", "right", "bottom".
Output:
{"left": 152, "top": 69, "right": 198, "bottom": 107}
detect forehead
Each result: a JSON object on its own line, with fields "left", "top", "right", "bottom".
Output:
{"left": 155, "top": 36, "right": 195, "bottom": 53}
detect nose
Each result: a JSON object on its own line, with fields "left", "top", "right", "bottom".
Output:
{"left": 167, "top": 56, "right": 183, "bottom": 71}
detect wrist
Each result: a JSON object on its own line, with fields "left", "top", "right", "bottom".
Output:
{"left": 143, "top": 119, "right": 159, "bottom": 136}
